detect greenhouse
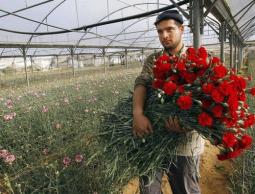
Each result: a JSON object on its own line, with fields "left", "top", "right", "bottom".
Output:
{"left": 0, "top": 0, "right": 255, "bottom": 193}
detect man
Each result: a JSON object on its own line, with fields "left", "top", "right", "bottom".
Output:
{"left": 132, "top": 10, "right": 204, "bottom": 194}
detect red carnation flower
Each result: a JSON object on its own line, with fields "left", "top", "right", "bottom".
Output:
{"left": 188, "top": 55, "right": 197, "bottom": 62}
{"left": 227, "top": 94, "right": 239, "bottom": 112}
{"left": 177, "top": 95, "right": 193, "bottom": 110}
{"left": 222, "top": 117, "right": 237, "bottom": 128}
{"left": 230, "top": 75, "right": 247, "bottom": 90}
{"left": 198, "top": 47, "right": 208, "bottom": 60}
{"left": 211, "top": 88, "right": 225, "bottom": 103}
{"left": 212, "top": 65, "right": 227, "bottom": 79}
{"left": 198, "top": 58, "right": 208, "bottom": 67}
{"left": 211, "top": 57, "right": 220, "bottom": 65}
{"left": 217, "top": 149, "right": 242, "bottom": 161}
{"left": 153, "top": 67, "right": 165, "bottom": 79}
{"left": 197, "top": 69, "right": 206, "bottom": 76}
{"left": 217, "top": 153, "right": 228, "bottom": 161}
{"left": 152, "top": 79, "right": 164, "bottom": 89}
{"left": 249, "top": 87, "right": 255, "bottom": 96}
{"left": 182, "top": 72, "right": 197, "bottom": 84}
{"left": 176, "top": 62, "right": 186, "bottom": 71}
{"left": 202, "top": 83, "right": 214, "bottom": 94}
{"left": 230, "top": 110, "right": 238, "bottom": 120}
{"left": 158, "top": 63, "right": 171, "bottom": 73}
{"left": 156, "top": 55, "right": 169, "bottom": 64}
{"left": 163, "top": 81, "right": 177, "bottom": 96}
{"left": 187, "top": 47, "right": 196, "bottom": 55}
{"left": 198, "top": 112, "right": 213, "bottom": 127}
{"left": 202, "top": 99, "right": 212, "bottom": 109}
{"left": 177, "top": 85, "right": 185, "bottom": 93}
{"left": 238, "top": 91, "right": 246, "bottom": 102}
{"left": 169, "top": 75, "right": 179, "bottom": 82}
{"left": 211, "top": 105, "right": 223, "bottom": 118}
{"left": 228, "top": 149, "right": 243, "bottom": 158}
{"left": 222, "top": 132, "right": 237, "bottom": 148}
{"left": 219, "top": 81, "right": 235, "bottom": 96}
{"left": 243, "top": 114, "right": 255, "bottom": 129}
{"left": 236, "top": 77, "right": 247, "bottom": 90}
{"left": 239, "top": 135, "right": 252, "bottom": 149}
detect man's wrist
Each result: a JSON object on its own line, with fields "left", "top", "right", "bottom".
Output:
{"left": 133, "top": 110, "right": 144, "bottom": 116}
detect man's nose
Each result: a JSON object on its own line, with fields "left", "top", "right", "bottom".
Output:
{"left": 162, "top": 31, "right": 168, "bottom": 39}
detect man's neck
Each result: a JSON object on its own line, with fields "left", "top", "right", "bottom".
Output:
{"left": 164, "top": 42, "right": 184, "bottom": 56}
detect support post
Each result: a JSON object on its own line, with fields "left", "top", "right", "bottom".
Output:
{"left": 141, "top": 49, "right": 144, "bottom": 66}
{"left": 190, "top": 0, "right": 203, "bottom": 49}
{"left": 56, "top": 55, "right": 59, "bottom": 68}
{"left": 70, "top": 48, "right": 75, "bottom": 77}
{"left": 239, "top": 46, "right": 244, "bottom": 71}
{"left": 220, "top": 22, "right": 226, "bottom": 63}
{"left": 125, "top": 49, "right": 128, "bottom": 69}
{"left": 229, "top": 32, "right": 233, "bottom": 68}
{"left": 93, "top": 54, "right": 96, "bottom": 66}
{"left": 21, "top": 47, "right": 29, "bottom": 87}
{"left": 103, "top": 48, "right": 106, "bottom": 73}
{"left": 77, "top": 54, "right": 80, "bottom": 68}
{"left": 30, "top": 57, "right": 34, "bottom": 74}
{"left": 234, "top": 35, "right": 237, "bottom": 72}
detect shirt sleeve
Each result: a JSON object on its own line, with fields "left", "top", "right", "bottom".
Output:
{"left": 134, "top": 53, "right": 155, "bottom": 89}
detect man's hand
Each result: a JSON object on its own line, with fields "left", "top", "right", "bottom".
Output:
{"left": 165, "top": 116, "right": 186, "bottom": 133}
{"left": 132, "top": 113, "right": 153, "bottom": 138}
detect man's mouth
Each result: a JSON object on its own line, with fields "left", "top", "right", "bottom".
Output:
{"left": 163, "top": 40, "right": 172, "bottom": 45}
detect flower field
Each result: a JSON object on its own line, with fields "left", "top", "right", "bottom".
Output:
{"left": 0, "top": 66, "right": 139, "bottom": 193}
{"left": 0, "top": 63, "right": 254, "bottom": 194}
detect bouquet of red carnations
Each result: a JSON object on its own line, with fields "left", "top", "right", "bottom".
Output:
{"left": 92, "top": 47, "right": 254, "bottom": 192}
{"left": 152, "top": 46, "right": 254, "bottom": 160}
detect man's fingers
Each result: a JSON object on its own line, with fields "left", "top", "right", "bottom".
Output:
{"left": 165, "top": 116, "right": 183, "bottom": 132}
{"left": 165, "top": 120, "right": 170, "bottom": 129}
{"left": 133, "top": 128, "right": 147, "bottom": 138}
{"left": 132, "top": 130, "right": 137, "bottom": 137}
{"left": 168, "top": 116, "right": 176, "bottom": 129}
{"left": 173, "top": 116, "right": 180, "bottom": 129}
{"left": 147, "top": 123, "right": 153, "bottom": 133}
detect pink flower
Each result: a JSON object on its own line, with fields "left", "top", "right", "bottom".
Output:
{"left": 5, "top": 99, "right": 13, "bottom": 109}
{"left": 77, "top": 96, "right": 82, "bottom": 101}
{"left": 4, "top": 154, "right": 16, "bottom": 164}
{"left": 74, "top": 154, "right": 84, "bottom": 163}
{"left": 3, "top": 112, "right": 16, "bottom": 121}
{"left": 63, "top": 97, "right": 69, "bottom": 104}
{"left": 16, "top": 96, "right": 22, "bottom": 101}
{"left": 63, "top": 156, "right": 71, "bottom": 167}
{"left": 0, "top": 149, "right": 9, "bottom": 158}
{"left": 42, "top": 148, "right": 49, "bottom": 155}
{"left": 75, "top": 84, "right": 81, "bottom": 91}
{"left": 55, "top": 123, "right": 62, "bottom": 129}
{"left": 42, "top": 106, "right": 49, "bottom": 113}
{"left": 34, "top": 92, "right": 40, "bottom": 98}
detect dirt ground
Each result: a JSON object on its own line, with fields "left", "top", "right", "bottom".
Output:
{"left": 122, "top": 141, "right": 233, "bottom": 194}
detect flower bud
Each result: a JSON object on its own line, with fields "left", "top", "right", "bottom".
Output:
{"left": 237, "top": 120, "right": 244, "bottom": 125}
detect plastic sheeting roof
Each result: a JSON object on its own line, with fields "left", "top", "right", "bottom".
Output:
{"left": 227, "top": 0, "right": 255, "bottom": 40}
{"left": 0, "top": 0, "right": 254, "bottom": 57}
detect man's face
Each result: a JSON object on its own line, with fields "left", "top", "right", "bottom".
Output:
{"left": 156, "top": 19, "right": 184, "bottom": 50}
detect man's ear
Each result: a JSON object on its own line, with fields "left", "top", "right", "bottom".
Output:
{"left": 180, "top": 25, "right": 184, "bottom": 34}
